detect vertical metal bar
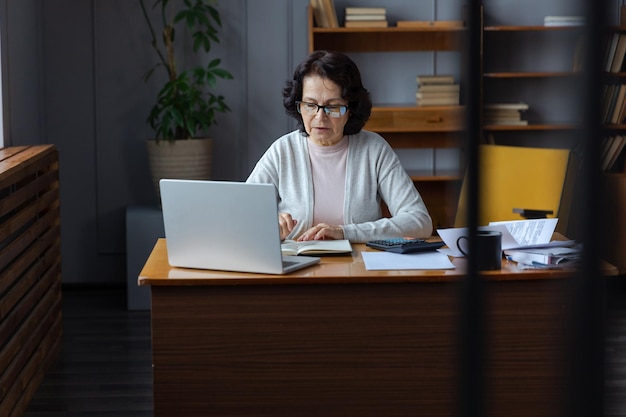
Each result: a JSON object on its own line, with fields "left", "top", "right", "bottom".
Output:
{"left": 567, "top": 0, "right": 607, "bottom": 416}
{"left": 459, "top": 0, "right": 484, "bottom": 416}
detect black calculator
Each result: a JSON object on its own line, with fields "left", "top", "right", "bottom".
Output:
{"left": 366, "top": 238, "right": 445, "bottom": 254}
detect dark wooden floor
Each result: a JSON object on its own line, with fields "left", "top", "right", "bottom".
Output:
{"left": 22, "top": 286, "right": 153, "bottom": 417}
{"left": 19, "top": 280, "right": 626, "bottom": 416}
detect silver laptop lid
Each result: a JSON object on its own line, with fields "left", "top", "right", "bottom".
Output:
{"left": 160, "top": 179, "right": 288, "bottom": 274}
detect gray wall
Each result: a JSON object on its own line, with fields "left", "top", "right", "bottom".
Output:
{"left": 0, "top": 0, "right": 43, "bottom": 146}
{"left": 1, "top": 0, "right": 309, "bottom": 283}
{"left": 0, "top": 0, "right": 621, "bottom": 283}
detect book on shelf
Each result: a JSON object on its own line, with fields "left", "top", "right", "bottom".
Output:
{"left": 484, "top": 108, "right": 527, "bottom": 124}
{"left": 543, "top": 15, "right": 585, "bottom": 27}
{"left": 281, "top": 239, "right": 353, "bottom": 256}
{"left": 416, "top": 74, "right": 455, "bottom": 85}
{"left": 601, "top": 84, "right": 616, "bottom": 123}
{"left": 618, "top": 90, "right": 626, "bottom": 124}
{"left": 311, "top": 0, "right": 326, "bottom": 27}
{"left": 484, "top": 103, "right": 528, "bottom": 125}
{"left": 604, "top": 136, "right": 622, "bottom": 171}
{"left": 605, "top": 136, "right": 626, "bottom": 172}
{"left": 417, "top": 83, "right": 460, "bottom": 93}
{"left": 325, "top": 0, "right": 339, "bottom": 27}
{"left": 611, "top": 33, "right": 626, "bottom": 73}
{"left": 310, "top": 0, "right": 338, "bottom": 28}
{"left": 611, "top": 84, "right": 626, "bottom": 124}
{"left": 601, "top": 84, "right": 626, "bottom": 124}
{"left": 344, "top": 20, "right": 388, "bottom": 28}
{"left": 416, "top": 91, "right": 460, "bottom": 100}
{"left": 604, "top": 33, "right": 621, "bottom": 72}
{"left": 416, "top": 96, "right": 460, "bottom": 106}
{"left": 345, "top": 14, "right": 386, "bottom": 21}
{"left": 484, "top": 102, "right": 529, "bottom": 111}
{"left": 602, "top": 135, "right": 626, "bottom": 171}
{"left": 397, "top": 20, "right": 464, "bottom": 28}
{"left": 345, "top": 7, "right": 386, "bottom": 15}
{"left": 601, "top": 135, "right": 616, "bottom": 163}
{"left": 609, "top": 140, "right": 626, "bottom": 171}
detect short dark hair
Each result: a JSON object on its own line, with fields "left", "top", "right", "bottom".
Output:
{"left": 283, "top": 50, "right": 372, "bottom": 136}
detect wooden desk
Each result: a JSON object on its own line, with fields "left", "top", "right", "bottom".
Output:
{"left": 139, "top": 239, "right": 615, "bottom": 417}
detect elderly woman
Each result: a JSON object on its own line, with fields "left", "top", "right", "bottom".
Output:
{"left": 247, "top": 50, "right": 432, "bottom": 242}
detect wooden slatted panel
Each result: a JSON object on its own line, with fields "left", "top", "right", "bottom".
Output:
{"left": 0, "top": 145, "right": 62, "bottom": 417}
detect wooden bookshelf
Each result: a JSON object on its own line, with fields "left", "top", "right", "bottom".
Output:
{"left": 307, "top": 5, "right": 465, "bottom": 229}
{"left": 601, "top": 19, "right": 626, "bottom": 273}
{"left": 481, "top": 18, "right": 583, "bottom": 141}
{"left": 309, "top": 27, "right": 464, "bottom": 53}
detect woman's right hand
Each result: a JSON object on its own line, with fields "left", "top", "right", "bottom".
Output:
{"left": 278, "top": 212, "right": 297, "bottom": 240}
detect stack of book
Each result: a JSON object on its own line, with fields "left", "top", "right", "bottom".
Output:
{"left": 602, "top": 134, "right": 626, "bottom": 171}
{"left": 344, "top": 7, "right": 387, "bottom": 28}
{"left": 483, "top": 103, "right": 529, "bottom": 126}
{"left": 543, "top": 15, "right": 585, "bottom": 27}
{"left": 415, "top": 75, "right": 459, "bottom": 106}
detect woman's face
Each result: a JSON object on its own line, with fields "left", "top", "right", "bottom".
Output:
{"left": 300, "top": 74, "right": 349, "bottom": 146}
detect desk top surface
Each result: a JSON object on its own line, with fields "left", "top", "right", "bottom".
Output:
{"left": 139, "top": 239, "right": 615, "bottom": 286}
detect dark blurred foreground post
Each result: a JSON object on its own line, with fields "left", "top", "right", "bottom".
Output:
{"left": 567, "top": 0, "right": 608, "bottom": 416}
{"left": 459, "top": 0, "right": 484, "bottom": 416}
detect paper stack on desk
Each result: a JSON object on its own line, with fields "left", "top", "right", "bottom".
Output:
{"left": 437, "top": 218, "right": 575, "bottom": 257}
{"left": 503, "top": 246, "right": 581, "bottom": 268}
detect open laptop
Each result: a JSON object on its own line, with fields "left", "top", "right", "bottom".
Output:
{"left": 159, "top": 179, "right": 320, "bottom": 274}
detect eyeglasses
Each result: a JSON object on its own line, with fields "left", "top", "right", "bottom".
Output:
{"left": 296, "top": 101, "right": 349, "bottom": 118}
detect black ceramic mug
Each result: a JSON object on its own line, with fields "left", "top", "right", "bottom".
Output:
{"left": 456, "top": 230, "right": 503, "bottom": 271}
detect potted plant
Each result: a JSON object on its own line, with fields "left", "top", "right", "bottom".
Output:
{"left": 140, "top": 0, "right": 233, "bottom": 195}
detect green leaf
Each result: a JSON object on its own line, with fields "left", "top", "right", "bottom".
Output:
{"left": 207, "top": 5, "right": 221, "bottom": 26}
{"left": 192, "top": 32, "right": 204, "bottom": 52}
{"left": 212, "top": 68, "right": 233, "bottom": 79}
{"left": 141, "top": 0, "right": 232, "bottom": 141}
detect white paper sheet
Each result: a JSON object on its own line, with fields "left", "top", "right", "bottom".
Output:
{"left": 488, "top": 218, "right": 558, "bottom": 247}
{"left": 362, "top": 251, "right": 455, "bottom": 270}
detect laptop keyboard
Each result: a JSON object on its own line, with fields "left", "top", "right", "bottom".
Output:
{"left": 283, "top": 261, "right": 299, "bottom": 268}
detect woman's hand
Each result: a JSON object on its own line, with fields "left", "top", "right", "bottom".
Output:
{"left": 297, "top": 223, "right": 344, "bottom": 241}
{"left": 278, "top": 212, "right": 297, "bottom": 240}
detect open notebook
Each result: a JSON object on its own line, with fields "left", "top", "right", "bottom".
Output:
{"left": 159, "top": 179, "right": 320, "bottom": 274}
{"left": 281, "top": 239, "right": 352, "bottom": 256}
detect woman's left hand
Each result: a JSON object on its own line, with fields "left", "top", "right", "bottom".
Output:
{"left": 297, "top": 223, "right": 344, "bottom": 241}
